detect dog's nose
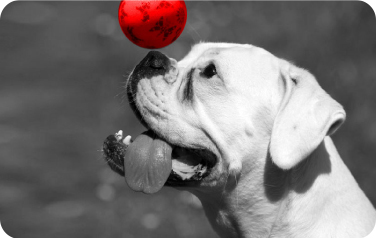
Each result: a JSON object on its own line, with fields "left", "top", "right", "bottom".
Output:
{"left": 143, "top": 51, "right": 170, "bottom": 72}
{"left": 132, "top": 51, "right": 178, "bottom": 85}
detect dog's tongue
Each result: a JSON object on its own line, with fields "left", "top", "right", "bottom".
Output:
{"left": 124, "top": 130, "right": 172, "bottom": 194}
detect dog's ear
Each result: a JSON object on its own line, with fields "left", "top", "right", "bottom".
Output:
{"left": 269, "top": 61, "right": 346, "bottom": 170}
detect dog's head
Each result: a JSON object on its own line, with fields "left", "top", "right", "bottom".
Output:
{"left": 123, "top": 42, "right": 346, "bottom": 194}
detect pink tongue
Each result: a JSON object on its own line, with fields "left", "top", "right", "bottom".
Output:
{"left": 124, "top": 130, "right": 172, "bottom": 194}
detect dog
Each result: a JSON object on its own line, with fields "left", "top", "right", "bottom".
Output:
{"left": 104, "top": 42, "right": 376, "bottom": 238}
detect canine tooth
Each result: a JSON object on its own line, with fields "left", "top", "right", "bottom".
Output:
{"left": 115, "top": 130, "right": 123, "bottom": 141}
{"left": 122, "top": 135, "right": 132, "bottom": 145}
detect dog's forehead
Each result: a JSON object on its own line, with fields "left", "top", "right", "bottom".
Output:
{"left": 178, "top": 42, "right": 255, "bottom": 66}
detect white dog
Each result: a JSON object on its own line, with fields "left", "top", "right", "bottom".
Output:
{"left": 108, "top": 43, "right": 376, "bottom": 238}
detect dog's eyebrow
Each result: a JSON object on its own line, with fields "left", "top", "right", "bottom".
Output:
{"left": 183, "top": 68, "right": 194, "bottom": 101}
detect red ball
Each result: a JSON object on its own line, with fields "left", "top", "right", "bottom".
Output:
{"left": 118, "top": 0, "right": 187, "bottom": 49}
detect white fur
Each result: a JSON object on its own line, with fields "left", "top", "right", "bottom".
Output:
{"left": 132, "top": 42, "right": 376, "bottom": 238}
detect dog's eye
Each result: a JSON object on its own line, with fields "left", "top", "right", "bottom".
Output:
{"left": 201, "top": 63, "right": 217, "bottom": 78}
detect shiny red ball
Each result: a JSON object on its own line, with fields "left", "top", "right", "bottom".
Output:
{"left": 118, "top": 0, "right": 187, "bottom": 49}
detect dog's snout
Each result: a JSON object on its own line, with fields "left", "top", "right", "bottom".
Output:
{"left": 127, "top": 51, "right": 178, "bottom": 127}
{"left": 144, "top": 51, "right": 170, "bottom": 71}
{"left": 131, "top": 51, "right": 178, "bottom": 84}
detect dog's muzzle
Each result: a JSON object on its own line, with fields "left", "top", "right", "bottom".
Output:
{"left": 127, "top": 51, "right": 172, "bottom": 128}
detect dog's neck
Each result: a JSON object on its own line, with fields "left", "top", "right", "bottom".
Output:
{"left": 192, "top": 137, "right": 374, "bottom": 238}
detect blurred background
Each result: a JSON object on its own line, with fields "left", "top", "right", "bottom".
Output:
{"left": 0, "top": 1, "right": 375, "bottom": 237}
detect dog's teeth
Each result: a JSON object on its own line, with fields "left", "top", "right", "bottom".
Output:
{"left": 122, "top": 135, "right": 132, "bottom": 145}
{"left": 115, "top": 130, "right": 123, "bottom": 141}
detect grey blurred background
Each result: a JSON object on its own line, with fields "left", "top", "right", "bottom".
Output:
{"left": 0, "top": 1, "right": 375, "bottom": 238}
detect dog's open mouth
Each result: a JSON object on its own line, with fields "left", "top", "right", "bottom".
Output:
{"left": 103, "top": 130, "right": 216, "bottom": 194}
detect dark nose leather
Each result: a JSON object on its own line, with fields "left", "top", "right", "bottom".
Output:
{"left": 128, "top": 50, "right": 171, "bottom": 92}
{"left": 138, "top": 51, "right": 170, "bottom": 74}
{"left": 146, "top": 51, "right": 170, "bottom": 70}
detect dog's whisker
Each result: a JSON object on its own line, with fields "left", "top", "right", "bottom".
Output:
{"left": 220, "top": 167, "right": 233, "bottom": 204}
{"left": 115, "top": 91, "right": 126, "bottom": 100}
{"left": 234, "top": 172, "right": 239, "bottom": 209}
{"left": 187, "top": 22, "right": 201, "bottom": 44}
{"left": 263, "top": 183, "right": 279, "bottom": 188}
